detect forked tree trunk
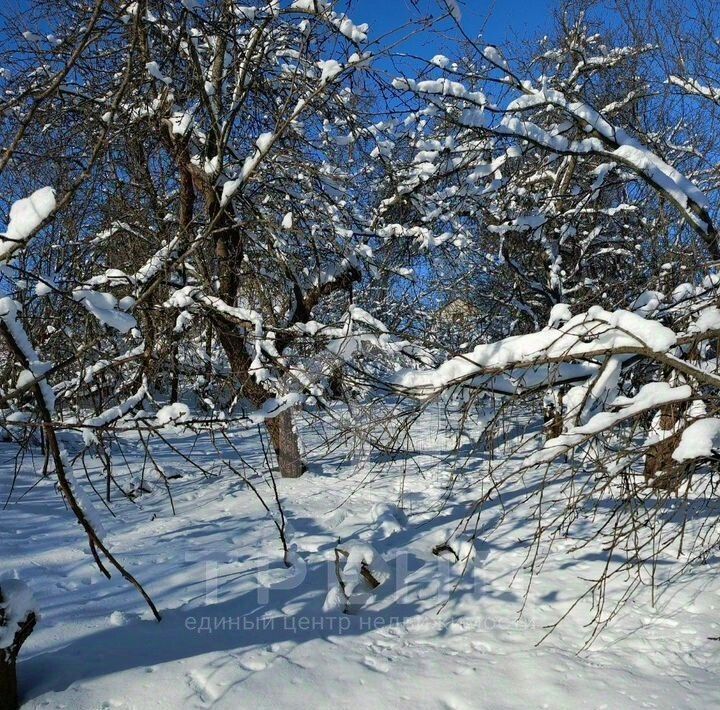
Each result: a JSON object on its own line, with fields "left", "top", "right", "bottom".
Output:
{"left": 169, "top": 136, "right": 307, "bottom": 479}
{"left": 216, "top": 326, "right": 306, "bottom": 477}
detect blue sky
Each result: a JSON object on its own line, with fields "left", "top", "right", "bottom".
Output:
{"left": 2, "top": 1, "right": 555, "bottom": 49}
{"left": 0, "top": 0, "right": 556, "bottom": 68}
{"left": 351, "top": 0, "right": 553, "bottom": 53}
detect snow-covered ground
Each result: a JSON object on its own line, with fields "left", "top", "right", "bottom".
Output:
{"left": 3, "top": 411, "right": 720, "bottom": 709}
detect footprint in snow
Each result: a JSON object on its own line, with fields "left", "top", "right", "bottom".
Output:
{"left": 323, "top": 508, "right": 349, "bottom": 528}
{"left": 238, "top": 655, "right": 269, "bottom": 672}
{"left": 187, "top": 669, "right": 218, "bottom": 703}
{"left": 362, "top": 655, "right": 390, "bottom": 673}
{"left": 471, "top": 640, "right": 492, "bottom": 653}
{"left": 453, "top": 665, "right": 475, "bottom": 675}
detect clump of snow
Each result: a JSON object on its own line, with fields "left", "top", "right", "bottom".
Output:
{"left": 0, "top": 579, "right": 37, "bottom": 649}
{"left": 1, "top": 187, "right": 55, "bottom": 262}
{"left": 73, "top": 289, "right": 137, "bottom": 334}
{"left": 146, "top": 61, "right": 171, "bottom": 85}
{"left": 431, "top": 530, "right": 478, "bottom": 567}
{"left": 169, "top": 110, "right": 193, "bottom": 136}
{"left": 291, "top": 0, "right": 326, "bottom": 10}
{"left": 255, "top": 131, "right": 274, "bottom": 153}
{"left": 483, "top": 45, "right": 508, "bottom": 70}
{"left": 318, "top": 59, "right": 342, "bottom": 83}
{"left": 390, "top": 306, "right": 677, "bottom": 396}
{"left": 156, "top": 402, "right": 190, "bottom": 425}
{"left": 15, "top": 369, "right": 35, "bottom": 390}
{"left": 690, "top": 306, "right": 720, "bottom": 334}
{"left": 341, "top": 542, "right": 390, "bottom": 595}
{"left": 673, "top": 418, "right": 720, "bottom": 462}
{"left": 109, "top": 610, "right": 127, "bottom": 626}
{"left": 548, "top": 303, "right": 572, "bottom": 327}
{"left": 81, "top": 383, "right": 147, "bottom": 447}
{"left": 631, "top": 290, "right": 663, "bottom": 316}
{"left": 529, "top": 382, "right": 693, "bottom": 465}
{"left": 220, "top": 132, "right": 277, "bottom": 205}
{"left": 35, "top": 279, "right": 54, "bottom": 296}
{"left": 289, "top": 1, "right": 368, "bottom": 42}
{"left": 336, "top": 16, "right": 368, "bottom": 43}
{"left": 248, "top": 393, "right": 305, "bottom": 425}
{"left": 444, "top": 0, "right": 462, "bottom": 21}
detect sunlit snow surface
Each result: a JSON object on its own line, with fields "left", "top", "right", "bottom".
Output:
{"left": 3, "top": 408, "right": 720, "bottom": 709}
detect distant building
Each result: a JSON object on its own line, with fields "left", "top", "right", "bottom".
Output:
{"left": 438, "top": 297, "right": 478, "bottom": 324}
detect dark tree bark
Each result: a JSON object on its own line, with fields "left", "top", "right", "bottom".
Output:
{"left": 166, "top": 134, "right": 310, "bottom": 478}
{"left": 0, "top": 589, "right": 37, "bottom": 710}
{"left": 214, "top": 323, "right": 306, "bottom": 478}
{"left": 265, "top": 409, "right": 305, "bottom": 478}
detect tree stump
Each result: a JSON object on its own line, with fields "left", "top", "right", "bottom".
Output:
{"left": 0, "top": 583, "right": 37, "bottom": 710}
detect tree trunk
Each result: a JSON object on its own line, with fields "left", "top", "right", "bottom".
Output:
{"left": 170, "top": 339, "right": 179, "bottom": 403}
{"left": 215, "top": 325, "right": 306, "bottom": 477}
{"left": 169, "top": 134, "right": 308, "bottom": 478}
{"left": 265, "top": 409, "right": 305, "bottom": 478}
{"left": 543, "top": 387, "right": 565, "bottom": 439}
{"left": 0, "top": 652, "right": 19, "bottom": 710}
{"left": 644, "top": 402, "right": 687, "bottom": 492}
{"left": 0, "top": 607, "right": 36, "bottom": 710}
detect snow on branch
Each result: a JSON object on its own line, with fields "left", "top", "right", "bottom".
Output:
{"left": 0, "top": 187, "right": 55, "bottom": 263}
{"left": 398, "top": 47, "right": 718, "bottom": 254}
{"left": 388, "top": 306, "right": 678, "bottom": 396}
{"left": 668, "top": 75, "right": 720, "bottom": 104}
{"left": 527, "top": 382, "right": 694, "bottom": 465}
